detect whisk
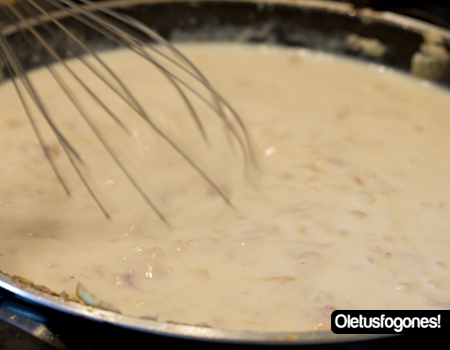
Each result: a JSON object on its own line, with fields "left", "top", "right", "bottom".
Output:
{"left": 0, "top": 0, "right": 253, "bottom": 223}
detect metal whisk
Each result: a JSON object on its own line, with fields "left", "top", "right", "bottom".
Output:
{"left": 0, "top": 0, "right": 253, "bottom": 223}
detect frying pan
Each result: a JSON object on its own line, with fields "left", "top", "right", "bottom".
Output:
{"left": 1, "top": 0, "right": 450, "bottom": 346}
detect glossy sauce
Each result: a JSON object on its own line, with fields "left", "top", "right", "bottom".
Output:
{"left": 1, "top": 44, "right": 450, "bottom": 332}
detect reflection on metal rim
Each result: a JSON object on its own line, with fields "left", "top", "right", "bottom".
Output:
{"left": 0, "top": 271, "right": 391, "bottom": 344}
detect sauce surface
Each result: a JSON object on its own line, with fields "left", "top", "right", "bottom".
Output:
{"left": 1, "top": 44, "right": 450, "bottom": 332}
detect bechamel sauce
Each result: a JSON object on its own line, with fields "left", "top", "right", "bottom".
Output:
{"left": 1, "top": 43, "right": 450, "bottom": 332}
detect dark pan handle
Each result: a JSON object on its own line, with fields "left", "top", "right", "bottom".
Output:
{"left": 0, "top": 297, "right": 67, "bottom": 350}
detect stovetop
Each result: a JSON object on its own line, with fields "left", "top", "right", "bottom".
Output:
{"left": 1, "top": 1, "right": 450, "bottom": 349}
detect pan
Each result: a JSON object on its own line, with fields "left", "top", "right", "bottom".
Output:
{"left": 1, "top": 0, "right": 449, "bottom": 346}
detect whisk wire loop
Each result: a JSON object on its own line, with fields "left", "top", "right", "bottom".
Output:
{"left": 41, "top": 1, "right": 237, "bottom": 210}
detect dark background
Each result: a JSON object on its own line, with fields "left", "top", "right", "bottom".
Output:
{"left": 337, "top": 0, "right": 450, "bottom": 29}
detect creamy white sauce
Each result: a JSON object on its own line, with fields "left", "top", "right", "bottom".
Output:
{"left": 1, "top": 43, "right": 450, "bottom": 332}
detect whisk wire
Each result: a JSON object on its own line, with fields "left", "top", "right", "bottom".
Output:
{"left": 47, "top": 0, "right": 211, "bottom": 139}
{"left": 24, "top": 0, "right": 151, "bottom": 125}
{"left": 0, "top": 0, "right": 252, "bottom": 221}
{"left": 41, "top": 0, "right": 238, "bottom": 208}
{"left": 73, "top": 6, "right": 239, "bottom": 209}
{"left": 0, "top": 7, "right": 79, "bottom": 162}
{"left": 0, "top": 32, "right": 72, "bottom": 197}
{"left": 9, "top": 1, "right": 133, "bottom": 134}
{"left": 54, "top": 0, "right": 252, "bottom": 160}
{"left": 0, "top": 1, "right": 116, "bottom": 219}
{"left": 2, "top": 0, "right": 174, "bottom": 222}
